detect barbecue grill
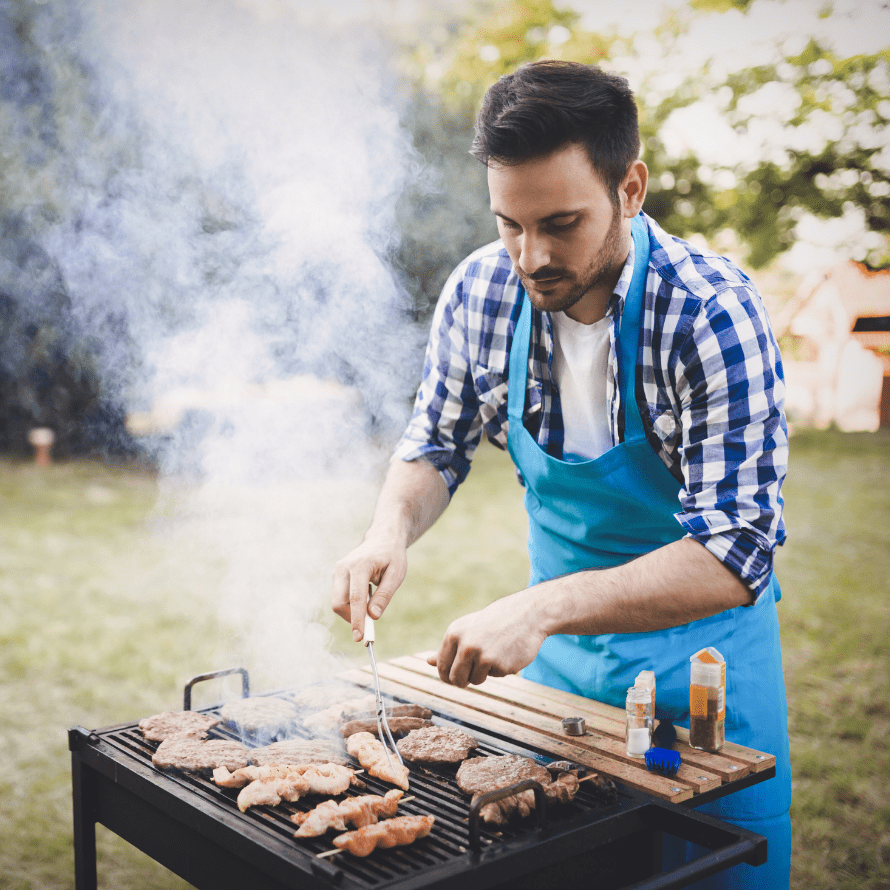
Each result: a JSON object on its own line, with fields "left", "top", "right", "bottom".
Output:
{"left": 70, "top": 660, "right": 775, "bottom": 890}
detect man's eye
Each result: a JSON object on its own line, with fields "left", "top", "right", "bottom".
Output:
{"left": 547, "top": 218, "right": 578, "bottom": 231}
{"left": 499, "top": 220, "right": 520, "bottom": 231}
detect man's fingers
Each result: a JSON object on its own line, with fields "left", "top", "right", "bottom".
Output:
{"left": 435, "top": 635, "right": 458, "bottom": 684}
{"left": 331, "top": 563, "right": 352, "bottom": 622}
{"left": 349, "top": 575, "right": 373, "bottom": 642}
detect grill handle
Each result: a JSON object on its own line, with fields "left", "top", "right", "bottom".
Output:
{"left": 468, "top": 779, "right": 547, "bottom": 853}
{"left": 183, "top": 667, "right": 250, "bottom": 710}
{"left": 621, "top": 798, "right": 768, "bottom": 890}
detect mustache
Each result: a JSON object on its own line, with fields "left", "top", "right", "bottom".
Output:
{"left": 517, "top": 266, "right": 569, "bottom": 281}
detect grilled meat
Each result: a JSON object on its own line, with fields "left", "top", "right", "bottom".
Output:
{"left": 457, "top": 754, "right": 581, "bottom": 826}
{"left": 249, "top": 738, "right": 351, "bottom": 767}
{"left": 236, "top": 776, "right": 308, "bottom": 812}
{"left": 340, "top": 717, "right": 434, "bottom": 738}
{"left": 152, "top": 737, "right": 250, "bottom": 773}
{"left": 396, "top": 725, "right": 479, "bottom": 764}
{"left": 225, "top": 763, "right": 356, "bottom": 812}
{"left": 331, "top": 814, "right": 434, "bottom": 857}
{"left": 138, "top": 710, "right": 220, "bottom": 742}
{"left": 302, "top": 695, "right": 378, "bottom": 734}
{"left": 219, "top": 696, "right": 301, "bottom": 735}
{"left": 346, "top": 732, "right": 410, "bottom": 790}
{"left": 456, "top": 754, "right": 551, "bottom": 795}
{"left": 472, "top": 771, "right": 580, "bottom": 826}
{"left": 291, "top": 789, "right": 403, "bottom": 837}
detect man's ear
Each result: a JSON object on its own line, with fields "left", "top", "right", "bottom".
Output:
{"left": 621, "top": 160, "right": 648, "bottom": 218}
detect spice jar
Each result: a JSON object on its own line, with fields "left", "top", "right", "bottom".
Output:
{"left": 635, "top": 670, "right": 656, "bottom": 710}
{"left": 625, "top": 685, "right": 653, "bottom": 758}
{"left": 689, "top": 647, "right": 726, "bottom": 752}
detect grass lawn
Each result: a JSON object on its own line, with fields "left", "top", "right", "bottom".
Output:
{"left": 0, "top": 428, "right": 887, "bottom": 889}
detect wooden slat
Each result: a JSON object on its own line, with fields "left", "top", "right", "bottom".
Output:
{"left": 391, "top": 655, "right": 627, "bottom": 738}
{"left": 367, "top": 663, "right": 723, "bottom": 794}
{"left": 338, "top": 668, "right": 694, "bottom": 803}
{"left": 400, "top": 653, "right": 775, "bottom": 774}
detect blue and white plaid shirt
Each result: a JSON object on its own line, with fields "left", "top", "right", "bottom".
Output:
{"left": 394, "top": 212, "right": 787, "bottom": 600}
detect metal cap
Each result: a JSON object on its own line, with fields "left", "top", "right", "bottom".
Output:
{"left": 561, "top": 716, "right": 586, "bottom": 736}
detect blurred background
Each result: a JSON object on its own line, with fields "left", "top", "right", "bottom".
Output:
{"left": 1, "top": 0, "right": 888, "bottom": 888}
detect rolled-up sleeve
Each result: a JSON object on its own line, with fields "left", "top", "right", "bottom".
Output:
{"left": 393, "top": 268, "right": 485, "bottom": 497}
{"left": 672, "top": 284, "right": 788, "bottom": 601}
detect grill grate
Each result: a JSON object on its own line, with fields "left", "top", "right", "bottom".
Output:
{"left": 94, "top": 687, "right": 625, "bottom": 888}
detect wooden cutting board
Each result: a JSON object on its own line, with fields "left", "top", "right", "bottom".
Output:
{"left": 339, "top": 652, "right": 776, "bottom": 805}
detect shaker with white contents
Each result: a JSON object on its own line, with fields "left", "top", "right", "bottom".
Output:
{"left": 625, "top": 685, "right": 653, "bottom": 758}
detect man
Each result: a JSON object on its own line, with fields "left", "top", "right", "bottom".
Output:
{"left": 333, "top": 61, "right": 791, "bottom": 888}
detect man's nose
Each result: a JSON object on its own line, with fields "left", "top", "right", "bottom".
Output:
{"left": 519, "top": 233, "right": 551, "bottom": 274}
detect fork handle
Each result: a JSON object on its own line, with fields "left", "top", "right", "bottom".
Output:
{"left": 363, "top": 611, "right": 375, "bottom": 644}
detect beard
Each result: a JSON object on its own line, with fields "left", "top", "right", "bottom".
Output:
{"left": 517, "top": 204, "right": 626, "bottom": 316}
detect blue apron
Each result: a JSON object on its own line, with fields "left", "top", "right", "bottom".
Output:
{"left": 507, "top": 215, "right": 792, "bottom": 888}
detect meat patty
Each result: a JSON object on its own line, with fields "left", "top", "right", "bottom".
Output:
{"left": 138, "top": 710, "right": 220, "bottom": 741}
{"left": 340, "top": 717, "right": 434, "bottom": 738}
{"left": 455, "top": 754, "right": 551, "bottom": 795}
{"left": 249, "top": 738, "right": 352, "bottom": 767}
{"left": 152, "top": 737, "right": 250, "bottom": 773}
{"left": 219, "top": 696, "right": 302, "bottom": 734}
{"left": 396, "top": 725, "right": 479, "bottom": 764}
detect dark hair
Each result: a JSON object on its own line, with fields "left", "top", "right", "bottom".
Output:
{"left": 470, "top": 60, "right": 640, "bottom": 195}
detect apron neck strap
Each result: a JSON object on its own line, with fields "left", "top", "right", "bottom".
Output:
{"left": 617, "top": 214, "right": 651, "bottom": 443}
{"left": 507, "top": 213, "right": 652, "bottom": 437}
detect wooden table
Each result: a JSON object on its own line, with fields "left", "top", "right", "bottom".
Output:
{"left": 342, "top": 652, "right": 776, "bottom": 807}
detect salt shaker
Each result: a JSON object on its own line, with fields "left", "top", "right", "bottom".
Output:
{"left": 625, "top": 685, "right": 653, "bottom": 758}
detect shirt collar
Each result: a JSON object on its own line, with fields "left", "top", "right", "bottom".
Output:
{"left": 606, "top": 229, "right": 636, "bottom": 319}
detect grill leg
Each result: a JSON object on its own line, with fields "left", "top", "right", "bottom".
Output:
{"left": 71, "top": 750, "right": 98, "bottom": 890}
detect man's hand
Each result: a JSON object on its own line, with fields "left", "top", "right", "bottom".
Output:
{"left": 332, "top": 457, "right": 450, "bottom": 642}
{"left": 427, "top": 591, "right": 547, "bottom": 687}
{"left": 331, "top": 536, "right": 408, "bottom": 642}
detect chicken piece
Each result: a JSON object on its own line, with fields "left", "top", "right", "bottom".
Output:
{"left": 292, "top": 800, "right": 347, "bottom": 836}
{"left": 339, "top": 789, "right": 403, "bottom": 828}
{"left": 291, "top": 789, "right": 404, "bottom": 837}
{"left": 213, "top": 764, "right": 303, "bottom": 789}
{"left": 297, "top": 763, "right": 355, "bottom": 796}
{"left": 544, "top": 771, "right": 580, "bottom": 804}
{"left": 332, "top": 814, "right": 434, "bottom": 857}
{"left": 475, "top": 789, "right": 536, "bottom": 826}
{"left": 236, "top": 775, "right": 308, "bottom": 812}
{"left": 346, "top": 732, "right": 410, "bottom": 790}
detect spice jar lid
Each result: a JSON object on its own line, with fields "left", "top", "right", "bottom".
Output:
{"left": 562, "top": 716, "right": 586, "bottom": 736}
{"left": 690, "top": 660, "right": 723, "bottom": 685}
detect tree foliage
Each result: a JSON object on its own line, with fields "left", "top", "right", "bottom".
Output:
{"left": 396, "top": 0, "right": 890, "bottom": 275}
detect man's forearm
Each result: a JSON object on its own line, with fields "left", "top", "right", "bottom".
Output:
{"left": 430, "top": 537, "right": 753, "bottom": 686}
{"left": 532, "top": 537, "right": 752, "bottom": 637}
{"left": 367, "top": 457, "right": 450, "bottom": 549}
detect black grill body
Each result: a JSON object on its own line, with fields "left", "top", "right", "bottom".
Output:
{"left": 70, "top": 685, "right": 771, "bottom": 890}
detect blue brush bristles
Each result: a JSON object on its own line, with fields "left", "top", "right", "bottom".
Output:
{"left": 645, "top": 747, "right": 681, "bottom": 777}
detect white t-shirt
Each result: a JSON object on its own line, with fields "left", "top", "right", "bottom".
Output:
{"left": 549, "top": 311, "right": 613, "bottom": 461}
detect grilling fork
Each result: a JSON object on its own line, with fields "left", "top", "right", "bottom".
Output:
{"left": 364, "top": 585, "right": 404, "bottom": 773}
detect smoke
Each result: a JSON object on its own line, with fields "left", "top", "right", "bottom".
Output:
{"left": 5, "top": 0, "right": 428, "bottom": 688}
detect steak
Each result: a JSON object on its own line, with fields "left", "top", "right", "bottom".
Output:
{"left": 152, "top": 736, "right": 250, "bottom": 773}
{"left": 138, "top": 710, "right": 220, "bottom": 741}
{"left": 219, "top": 696, "right": 301, "bottom": 735}
{"left": 249, "top": 738, "right": 352, "bottom": 767}
{"left": 455, "top": 754, "right": 551, "bottom": 795}
{"left": 397, "top": 726, "right": 479, "bottom": 764}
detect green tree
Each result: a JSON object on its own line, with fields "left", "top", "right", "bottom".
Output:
{"left": 395, "top": 0, "right": 890, "bottom": 275}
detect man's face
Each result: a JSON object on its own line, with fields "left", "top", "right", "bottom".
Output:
{"left": 488, "top": 143, "right": 630, "bottom": 324}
